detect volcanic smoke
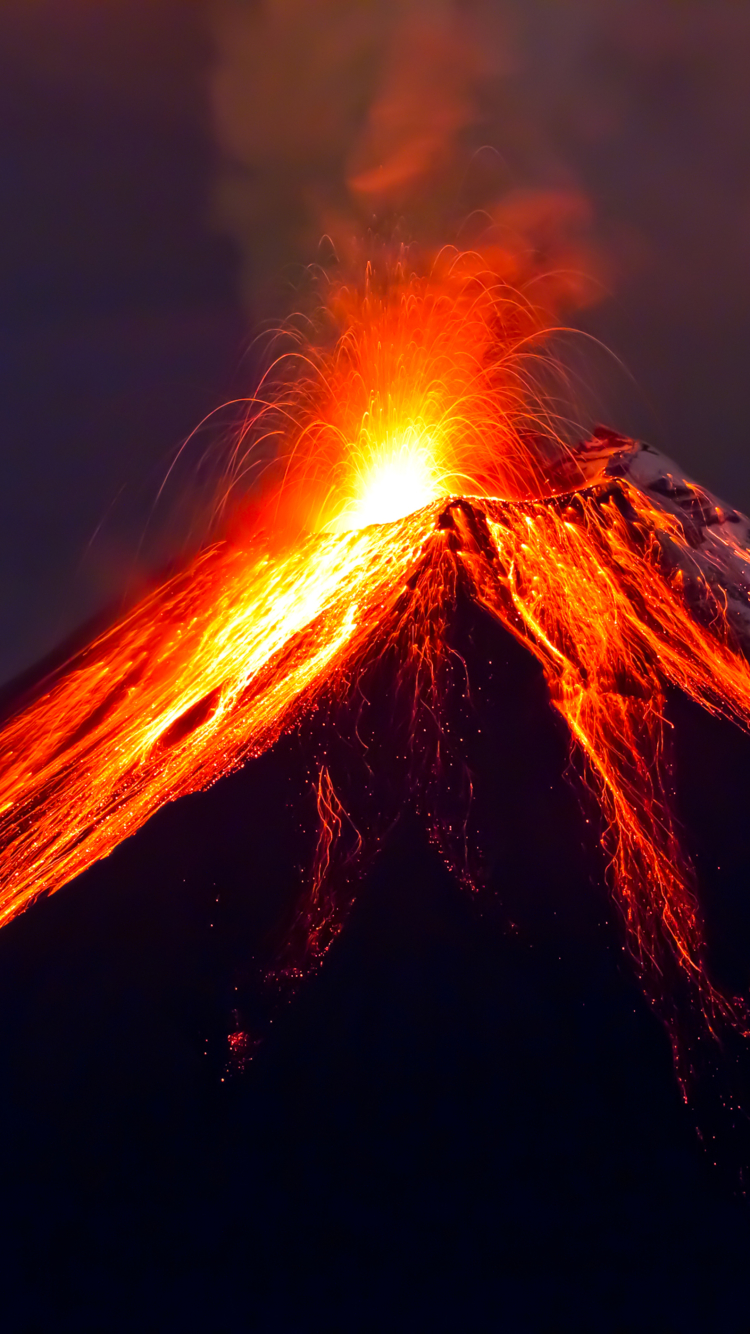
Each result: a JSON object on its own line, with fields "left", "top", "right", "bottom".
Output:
{"left": 1, "top": 254, "right": 750, "bottom": 1099}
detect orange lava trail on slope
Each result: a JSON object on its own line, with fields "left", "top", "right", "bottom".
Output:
{"left": 0, "top": 506, "right": 437, "bottom": 925}
{"left": 1, "top": 254, "right": 750, "bottom": 1086}
{"left": 464, "top": 487, "right": 750, "bottom": 1081}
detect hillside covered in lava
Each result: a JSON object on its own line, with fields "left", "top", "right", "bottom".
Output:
{"left": 1, "top": 510, "right": 750, "bottom": 1327}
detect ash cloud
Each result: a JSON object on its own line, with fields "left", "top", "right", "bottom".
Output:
{"left": 207, "top": 0, "right": 600, "bottom": 317}
{"left": 207, "top": 0, "right": 750, "bottom": 508}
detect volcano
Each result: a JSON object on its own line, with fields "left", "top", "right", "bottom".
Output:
{"left": 1, "top": 432, "right": 750, "bottom": 1327}
{"left": 2, "top": 254, "right": 750, "bottom": 1324}
{"left": 3, "top": 423, "right": 750, "bottom": 1083}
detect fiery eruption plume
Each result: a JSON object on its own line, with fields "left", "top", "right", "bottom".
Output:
{"left": 2, "top": 255, "right": 750, "bottom": 1095}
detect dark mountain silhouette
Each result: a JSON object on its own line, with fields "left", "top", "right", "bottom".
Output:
{"left": 0, "top": 572, "right": 749, "bottom": 1332}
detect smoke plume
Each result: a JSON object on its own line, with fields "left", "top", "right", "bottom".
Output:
{"left": 208, "top": 0, "right": 602, "bottom": 318}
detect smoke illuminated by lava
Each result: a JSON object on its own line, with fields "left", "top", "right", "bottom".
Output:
{"left": 1, "top": 254, "right": 750, "bottom": 1094}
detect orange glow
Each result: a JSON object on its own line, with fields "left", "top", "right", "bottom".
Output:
{"left": 0, "top": 255, "right": 749, "bottom": 1088}
{"left": 250, "top": 251, "right": 604, "bottom": 545}
{"left": 327, "top": 425, "right": 443, "bottom": 531}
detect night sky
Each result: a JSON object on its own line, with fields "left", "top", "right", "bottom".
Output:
{"left": 0, "top": 1, "right": 244, "bottom": 685}
{"left": 2, "top": 4, "right": 750, "bottom": 1330}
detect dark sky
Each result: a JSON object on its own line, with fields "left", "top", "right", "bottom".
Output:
{"left": 0, "top": 1, "right": 245, "bottom": 684}
{"left": 3, "top": 7, "right": 750, "bottom": 1326}
{"left": 1, "top": 0, "right": 749, "bottom": 686}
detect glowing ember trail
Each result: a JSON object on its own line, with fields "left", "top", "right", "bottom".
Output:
{"left": 1, "top": 254, "right": 750, "bottom": 1090}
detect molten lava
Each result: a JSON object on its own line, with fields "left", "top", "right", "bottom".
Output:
{"left": 1, "top": 254, "right": 750, "bottom": 1091}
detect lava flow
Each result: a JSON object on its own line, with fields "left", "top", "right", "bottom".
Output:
{"left": 2, "top": 253, "right": 750, "bottom": 1089}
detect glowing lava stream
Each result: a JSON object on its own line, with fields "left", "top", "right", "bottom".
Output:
{"left": 3, "top": 255, "right": 750, "bottom": 1089}
{"left": 0, "top": 501, "right": 438, "bottom": 924}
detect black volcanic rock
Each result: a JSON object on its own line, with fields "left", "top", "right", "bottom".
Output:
{"left": 0, "top": 591, "right": 749, "bottom": 1331}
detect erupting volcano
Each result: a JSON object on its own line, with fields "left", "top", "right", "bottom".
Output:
{"left": 2, "top": 253, "right": 750, "bottom": 1099}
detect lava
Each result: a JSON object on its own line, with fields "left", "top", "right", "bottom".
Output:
{"left": 1, "top": 254, "right": 750, "bottom": 1091}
